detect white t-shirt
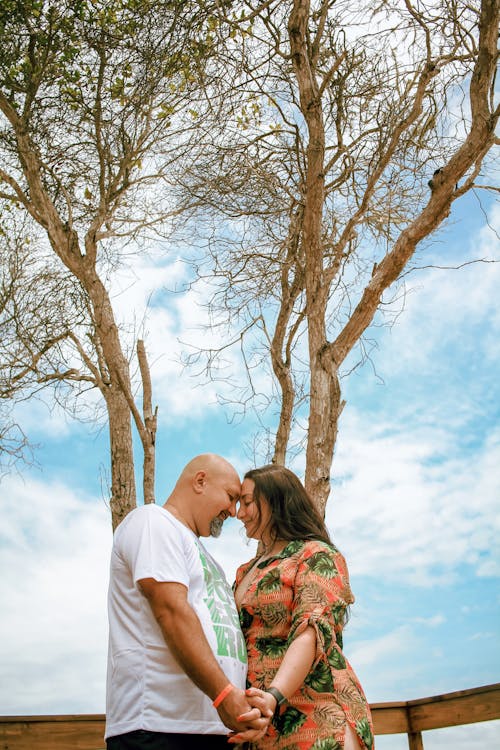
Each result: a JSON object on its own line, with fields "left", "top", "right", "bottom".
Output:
{"left": 105, "top": 504, "right": 247, "bottom": 739}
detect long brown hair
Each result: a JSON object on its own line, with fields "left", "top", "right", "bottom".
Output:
{"left": 244, "top": 464, "right": 332, "bottom": 547}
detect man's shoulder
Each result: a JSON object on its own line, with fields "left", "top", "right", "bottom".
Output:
{"left": 122, "top": 502, "right": 165, "bottom": 522}
{"left": 115, "top": 503, "right": 172, "bottom": 538}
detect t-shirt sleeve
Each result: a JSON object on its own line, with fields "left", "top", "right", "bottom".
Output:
{"left": 118, "top": 509, "right": 189, "bottom": 587}
{"left": 288, "top": 543, "right": 354, "bottom": 663}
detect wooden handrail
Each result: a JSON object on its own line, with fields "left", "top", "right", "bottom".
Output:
{"left": 0, "top": 683, "right": 499, "bottom": 750}
{"left": 370, "top": 682, "right": 500, "bottom": 750}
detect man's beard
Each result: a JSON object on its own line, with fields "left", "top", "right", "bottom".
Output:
{"left": 210, "top": 516, "right": 224, "bottom": 538}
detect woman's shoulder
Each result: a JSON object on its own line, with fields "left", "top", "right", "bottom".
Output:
{"left": 291, "top": 538, "right": 341, "bottom": 558}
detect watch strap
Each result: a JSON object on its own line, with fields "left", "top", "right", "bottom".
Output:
{"left": 266, "top": 686, "right": 287, "bottom": 708}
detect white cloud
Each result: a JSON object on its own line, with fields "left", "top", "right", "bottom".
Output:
{"left": 11, "top": 396, "right": 75, "bottom": 440}
{"left": 374, "top": 210, "right": 500, "bottom": 381}
{"left": 104, "top": 252, "right": 258, "bottom": 424}
{"left": 325, "top": 410, "right": 500, "bottom": 585}
{"left": 0, "top": 476, "right": 111, "bottom": 713}
{"left": 411, "top": 614, "right": 446, "bottom": 627}
{"left": 348, "top": 626, "right": 417, "bottom": 669}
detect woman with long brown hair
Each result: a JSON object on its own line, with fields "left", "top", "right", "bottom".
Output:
{"left": 229, "top": 464, "right": 374, "bottom": 750}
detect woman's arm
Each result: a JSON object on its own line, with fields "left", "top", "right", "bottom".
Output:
{"left": 269, "top": 624, "right": 316, "bottom": 699}
{"left": 229, "top": 625, "right": 317, "bottom": 742}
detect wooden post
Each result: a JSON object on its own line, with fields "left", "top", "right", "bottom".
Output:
{"left": 408, "top": 730, "right": 424, "bottom": 750}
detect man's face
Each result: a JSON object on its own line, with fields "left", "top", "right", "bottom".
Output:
{"left": 200, "top": 468, "right": 241, "bottom": 538}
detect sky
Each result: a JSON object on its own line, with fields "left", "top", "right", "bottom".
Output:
{"left": 0, "top": 189, "right": 499, "bottom": 749}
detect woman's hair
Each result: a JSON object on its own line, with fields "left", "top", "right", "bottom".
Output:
{"left": 244, "top": 464, "right": 332, "bottom": 547}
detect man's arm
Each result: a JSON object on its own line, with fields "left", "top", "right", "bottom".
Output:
{"left": 139, "top": 577, "right": 270, "bottom": 735}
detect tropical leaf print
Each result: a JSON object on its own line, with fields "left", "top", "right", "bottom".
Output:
{"left": 338, "top": 682, "right": 365, "bottom": 707}
{"left": 330, "top": 602, "right": 347, "bottom": 625}
{"left": 239, "top": 606, "right": 253, "bottom": 631}
{"left": 256, "top": 636, "right": 287, "bottom": 658}
{"left": 239, "top": 540, "right": 373, "bottom": 750}
{"left": 307, "top": 552, "right": 339, "bottom": 578}
{"left": 261, "top": 602, "right": 289, "bottom": 627}
{"left": 310, "top": 739, "right": 342, "bottom": 750}
{"left": 284, "top": 539, "right": 304, "bottom": 556}
{"left": 356, "top": 718, "right": 374, "bottom": 749}
{"left": 305, "top": 658, "right": 334, "bottom": 692}
{"left": 295, "top": 581, "right": 327, "bottom": 611}
{"left": 314, "top": 702, "right": 347, "bottom": 730}
{"left": 274, "top": 706, "right": 307, "bottom": 737}
{"left": 317, "top": 618, "right": 333, "bottom": 651}
{"left": 258, "top": 567, "right": 282, "bottom": 593}
{"left": 328, "top": 647, "right": 347, "bottom": 670}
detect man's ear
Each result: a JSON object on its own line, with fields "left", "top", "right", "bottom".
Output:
{"left": 193, "top": 470, "right": 206, "bottom": 494}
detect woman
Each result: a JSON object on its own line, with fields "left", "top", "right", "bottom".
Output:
{"left": 230, "top": 464, "right": 374, "bottom": 750}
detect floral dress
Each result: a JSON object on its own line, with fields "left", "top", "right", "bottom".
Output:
{"left": 234, "top": 539, "right": 374, "bottom": 750}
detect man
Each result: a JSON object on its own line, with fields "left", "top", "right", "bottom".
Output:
{"left": 105, "top": 454, "right": 269, "bottom": 750}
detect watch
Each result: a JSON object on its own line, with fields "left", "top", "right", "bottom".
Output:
{"left": 265, "top": 686, "right": 287, "bottom": 712}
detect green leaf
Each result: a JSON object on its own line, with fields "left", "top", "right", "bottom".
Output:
{"left": 261, "top": 602, "right": 288, "bottom": 628}
{"left": 355, "top": 718, "right": 374, "bottom": 749}
{"left": 307, "top": 551, "right": 338, "bottom": 578}
{"left": 256, "top": 637, "right": 287, "bottom": 658}
{"left": 317, "top": 619, "right": 333, "bottom": 651}
{"left": 305, "top": 659, "right": 334, "bottom": 692}
{"left": 275, "top": 706, "right": 307, "bottom": 737}
{"left": 330, "top": 602, "right": 346, "bottom": 625}
{"left": 328, "top": 648, "right": 346, "bottom": 670}
{"left": 311, "top": 738, "right": 342, "bottom": 750}
{"left": 239, "top": 607, "right": 253, "bottom": 631}
{"left": 257, "top": 567, "right": 281, "bottom": 593}
{"left": 284, "top": 539, "right": 304, "bottom": 556}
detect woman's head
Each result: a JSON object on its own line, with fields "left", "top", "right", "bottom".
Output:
{"left": 238, "top": 464, "right": 332, "bottom": 548}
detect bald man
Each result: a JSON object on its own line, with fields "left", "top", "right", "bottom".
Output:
{"left": 105, "top": 454, "right": 269, "bottom": 750}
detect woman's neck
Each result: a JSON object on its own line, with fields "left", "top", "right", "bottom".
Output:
{"left": 259, "top": 538, "right": 288, "bottom": 558}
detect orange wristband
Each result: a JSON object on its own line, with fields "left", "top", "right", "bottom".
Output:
{"left": 213, "top": 683, "right": 234, "bottom": 708}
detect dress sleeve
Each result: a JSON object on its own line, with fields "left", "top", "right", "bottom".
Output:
{"left": 288, "top": 543, "right": 354, "bottom": 664}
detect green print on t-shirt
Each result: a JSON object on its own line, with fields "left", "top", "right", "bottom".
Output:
{"left": 198, "top": 545, "right": 247, "bottom": 664}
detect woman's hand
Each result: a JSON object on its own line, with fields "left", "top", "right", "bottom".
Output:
{"left": 245, "top": 687, "right": 278, "bottom": 717}
{"left": 226, "top": 688, "right": 274, "bottom": 744}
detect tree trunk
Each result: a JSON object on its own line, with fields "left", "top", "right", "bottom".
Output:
{"left": 105, "top": 384, "right": 137, "bottom": 530}
{"left": 288, "top": 0, "right": 338, "bottom": 514}
{"left": 82, "top": 267, "right": 138, "bottom": 528}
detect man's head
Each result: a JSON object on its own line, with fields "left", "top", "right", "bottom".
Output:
{"left": 165, "top": 453, "right": 241, "bottom": 538}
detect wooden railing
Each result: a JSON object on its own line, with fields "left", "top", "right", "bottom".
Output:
{"left": 370, "top": 682, "right": 500, "bottom": 749}
{"left": 1, "top": 683, "right": 499, "bottom": 750}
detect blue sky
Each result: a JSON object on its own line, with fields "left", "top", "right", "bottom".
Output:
{"left": 0, "top": 190, "right": 499, "bottom": 749}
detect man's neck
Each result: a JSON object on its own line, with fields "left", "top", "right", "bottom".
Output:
{"left": 163, "top": 501, "right": 197, "bottom": 534}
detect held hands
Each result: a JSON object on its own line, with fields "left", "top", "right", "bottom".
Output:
{"left": 226, "top": 687, "right": 276, "bottom": 744}
{"left": 215, "top": 685, "right": 272, "bottom": 743}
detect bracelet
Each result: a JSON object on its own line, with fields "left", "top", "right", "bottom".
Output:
{"left": 212, "top": 683, "right": 234, "bottom": 708}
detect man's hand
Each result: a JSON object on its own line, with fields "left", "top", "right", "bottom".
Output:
{"left": 224, "top": 687, "right": 273, "bottom": 743}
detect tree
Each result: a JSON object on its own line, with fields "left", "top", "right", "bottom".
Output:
{"left": 0, "top": 0, "right": 234, "bottom": 526}
{"left": 175, "top": 0, "right": 499, "bottom": 513}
